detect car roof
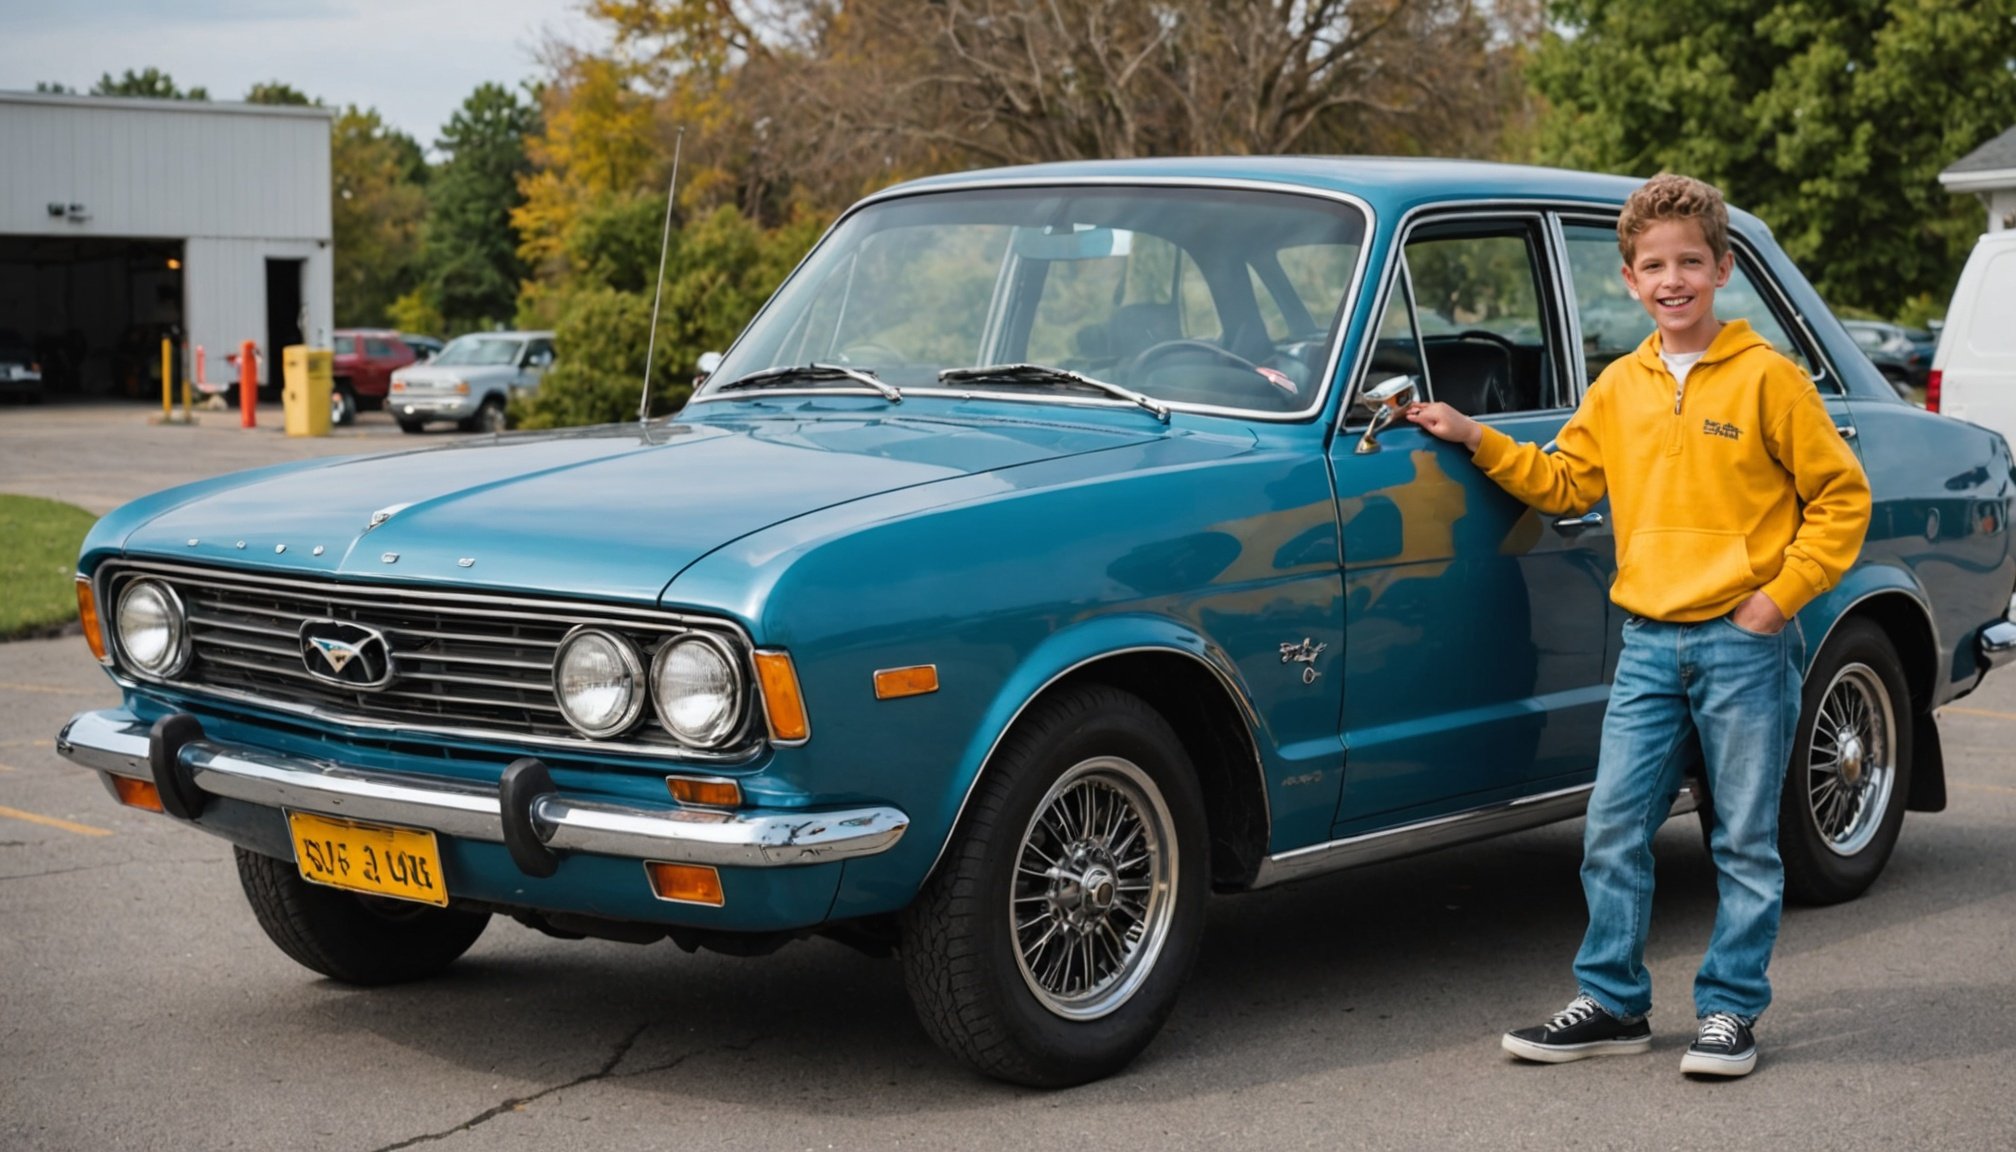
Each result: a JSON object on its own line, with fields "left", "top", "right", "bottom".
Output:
{"left": 872, "top": 156, "right": 1777, "bottom": 236}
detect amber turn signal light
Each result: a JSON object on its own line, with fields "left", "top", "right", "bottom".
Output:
{"left": 645, "top": 861, "right": 724, "bottom": 906}
{"left": 873, "top": 665, "right": 940, "bottom": 700}
{"left": 752, "top": 650, "right": 809, "bottom": 741}
{"left": 76, "top": 576, "right": 108, "bottom": 663}
{"left": 666, "top": 776, "right": 742, "bottom": 807}
{"left": 112, "top": 776, "right": 165, "bottom": 813}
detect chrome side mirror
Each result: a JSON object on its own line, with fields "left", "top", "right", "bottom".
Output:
{"left": 1353, "top": 375, "right": 1417, "bottom": 455}
{"left": 694, "top": 350, "right": 723, "bottom": 387}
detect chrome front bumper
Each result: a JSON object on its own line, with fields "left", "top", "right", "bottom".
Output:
{"left": 57, "top": 709, "right": 907, "bottom": 869}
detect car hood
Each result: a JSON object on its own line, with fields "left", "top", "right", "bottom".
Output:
{"left": 106, "top": 408, "right": 1170, "bottom": 603}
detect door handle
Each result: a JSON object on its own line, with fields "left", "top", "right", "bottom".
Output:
{"left": 1835, "top": 424, "right": 1858, "bottom": 440}
{"left": 1553, "top": 512, "right": 1605, "bottom": 534}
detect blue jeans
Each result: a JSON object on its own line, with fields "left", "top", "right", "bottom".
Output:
{"left": 1573, "top": 614, "right": 1805, "bottom": 1022}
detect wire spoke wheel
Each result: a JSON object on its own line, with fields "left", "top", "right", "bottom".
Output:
{"left": 1807, "top": 662, "right": 1896, "bottom": 856}
{"left": 1010, "top": 756, "right": 1176, "bottom": 1020}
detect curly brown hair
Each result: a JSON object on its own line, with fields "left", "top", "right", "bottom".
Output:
{"left": 1617, "top": 174, "right": 1730, "bottom": 264}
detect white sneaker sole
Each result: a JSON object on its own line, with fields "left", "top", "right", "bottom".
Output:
{"left": 1681, "top": 1048, "right": 1758, "bottom": 1076}
{"left": 1501, "top": 1032, "right": 1652, "bottom": 1063}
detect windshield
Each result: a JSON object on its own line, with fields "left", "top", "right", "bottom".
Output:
{"left": 702, "top": 186, "right": 1368, "bottom": 415}
{"left": 434, "top": 336, "right": 524, "bottom": 367}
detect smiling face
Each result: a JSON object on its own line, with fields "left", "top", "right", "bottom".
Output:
{"left": 1621, "top": 218, "right": 1734, "bottom": 355}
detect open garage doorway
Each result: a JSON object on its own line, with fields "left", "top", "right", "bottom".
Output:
{"left": 263, "top": 257, "right": 304, "bottom": 398}
{"left": 0, "top": 236, "right": 185, "bottom": 399}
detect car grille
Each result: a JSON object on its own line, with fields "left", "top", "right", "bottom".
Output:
{"left": 98, "top": 560, "right": 755, "bottom": 760}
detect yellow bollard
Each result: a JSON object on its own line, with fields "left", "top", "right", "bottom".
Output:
{"left": 160, "top": 337, "right": 172, "bottom": 420}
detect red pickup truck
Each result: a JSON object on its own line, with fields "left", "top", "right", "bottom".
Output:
{"left": 330, "top": 330, "right": 443, "bottom": 425}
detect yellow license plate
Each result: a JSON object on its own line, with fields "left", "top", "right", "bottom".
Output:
{"left": 287, "top": 811, "right": 449, "bottom": 907}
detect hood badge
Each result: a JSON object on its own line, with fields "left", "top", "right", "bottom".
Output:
{"left": 299, "top": 620, "right": 394, "bottom": 690}
{"left": 366, "top": 502, "right": 415, "bottom": 531}
{"left": 457, "top": 557, "right": 475, "bottom": 568}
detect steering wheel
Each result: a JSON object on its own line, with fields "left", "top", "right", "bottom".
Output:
{"left": 833, "top": 341, "right": 903, "bottom": 369}
{"left": 1124, "top": 339, "right": 1262, "bottom": 380}
{"left": 1453, "top": 329, "right": 1519, "bottom": 354}
{"left": 1124, "top": 338, "right": 1305, "bottom": 409}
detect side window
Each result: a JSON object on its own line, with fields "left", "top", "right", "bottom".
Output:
{"left": 1561, "top": 221, "right": 1823, "bottom": 389}
{"left": 1392, "top": 221, "right": 1564, "bottom": 416}
{"left": 363, "top": 338, "right": 392, "bottom": 358}
{"left": 524, "top": 338, "right": 555, "bottom": 367}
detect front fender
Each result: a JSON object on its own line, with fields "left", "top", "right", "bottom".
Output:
{"left": 815, "top": 614, "right": 1267, "bottom": 919}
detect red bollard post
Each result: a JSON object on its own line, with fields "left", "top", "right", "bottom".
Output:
{"left": 239, "top": 340, "right": 257, "bottom": 429}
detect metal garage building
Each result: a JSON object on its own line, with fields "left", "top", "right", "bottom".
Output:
{"left": 0, "top": 91, "right": 332, "bottom": 398}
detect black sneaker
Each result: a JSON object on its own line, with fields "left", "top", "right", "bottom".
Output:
{"left": 1501, "top": 994, "right": 1652, "bottom": 1063}
{"left": 1681, "top": 1012, "right": 1758, "bottom": 1077}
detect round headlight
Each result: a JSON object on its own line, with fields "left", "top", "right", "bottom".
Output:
{"left": 115, "top": 579, "right": 187, "bottom": 676}
{"left": 553, "top": 629, "right": 645, "bottom": 738}
{"left": 652, "top": 636, "right": 742, "bottom": 747}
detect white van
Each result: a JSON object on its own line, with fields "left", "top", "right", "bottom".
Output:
{"left": 1930, "top": 229, "right": 2016, "bottom": 437}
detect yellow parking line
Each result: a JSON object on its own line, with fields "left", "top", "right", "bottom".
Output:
{"left": 0, "top": 738, "right": 55, "bottom": 749}
{"left": 0, "top": 803, "right": 113, "bottom": 837}
{"left": 0, "top": 681, "right": 90, "bottom": 696}
{"left": 1953, "top": 781, "right": 2016, "bottom": 797}
{"left": 1939, "top": 706, "right": 2016, "bottom": 722}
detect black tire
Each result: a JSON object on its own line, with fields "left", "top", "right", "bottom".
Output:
{"left": 235, "top": 846, "right": 490, "bottom": 984}
{"left": 899, "top": 684, "right": 1209, "bottom": 1087}
{"left": 460, "top": 396, "right": 506, "bottom": 434}
{"left": 1780, "top": 618, "right": 1913, "bottom": 905}
{"left": 396, "top": 418, "right": 427, "bottom": 435}
{"left": 330, "top": 383, "right": 357, "bottom": 426}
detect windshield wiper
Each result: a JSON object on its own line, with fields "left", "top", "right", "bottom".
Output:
{"left": 715, "top": 363, "right": 901, "bottom": 402}
{"left": 936, "top": 363, "right": 1169, "bottom": 423}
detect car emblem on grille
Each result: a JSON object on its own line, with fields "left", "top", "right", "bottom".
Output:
{"left": 298, "top": 620, "right": 394, "bottom": 689}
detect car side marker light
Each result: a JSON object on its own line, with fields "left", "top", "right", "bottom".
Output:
{"left": 873, "top": 665, "right": 940, "bottom": 700}
{"left": 667, "top": 777, "right": 742, "bottom": 807}
{"left": 752, "top": 651, "right": 810, "bottom": 742}
{"left": 76, "top": 577, "right": 108, "bottom": 663}
{"left": 645, "top": 861, "right": 725, "bottom": 906}
{"left": 112, "top": 776, "right": 165, "bottom": 813}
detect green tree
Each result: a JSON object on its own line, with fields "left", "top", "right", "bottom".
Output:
{"left": 417, "top": 83, "right": 541, "bottom": 334}
{"left": 515, "top": 205, "right": 826, "bottom": 428}
{"left": 331, "top": 107, "right": 428, "bottom": 326}
{"left": 1530, "top": 0, "right": 2016, "bottom": 316}
{"left": 34, "top": 81, "right": 76, "bottom": 95}
{"left": 244, "top": 81, "right": 315, "bottom": 106}
{"left": 91, "top": 67, "right": 208, "bottom": 100}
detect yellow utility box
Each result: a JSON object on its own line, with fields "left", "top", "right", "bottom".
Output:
{"left": 281, "top": 345, "right": 334, "bottom": 437}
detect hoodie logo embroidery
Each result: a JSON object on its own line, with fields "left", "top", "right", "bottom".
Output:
{"left": 1702, "top": 419, "right": 1743, "bottom": 442}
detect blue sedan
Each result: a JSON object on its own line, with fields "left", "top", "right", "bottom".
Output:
{"left": 58, "top": 158, "right": 2016, "bottom": 1086}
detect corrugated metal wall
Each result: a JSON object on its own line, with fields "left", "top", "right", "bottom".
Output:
{"left": 0, "top": 92, "right": 332, "bottom": 389}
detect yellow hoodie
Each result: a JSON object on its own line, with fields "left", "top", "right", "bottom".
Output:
{"left": 1471, "top": 320, "right": 1870, "bottom": 623}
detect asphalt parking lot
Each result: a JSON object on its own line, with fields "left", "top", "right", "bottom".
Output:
{"left": 2, "top": 400, "right": 2013, "bottom": 1150}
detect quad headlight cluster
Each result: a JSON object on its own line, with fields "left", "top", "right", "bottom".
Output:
{"left": 113, "top": 579, "right": 190, "bottom": 678}
{"left": 553, "top": 628, "right": 744, "bottom": 747}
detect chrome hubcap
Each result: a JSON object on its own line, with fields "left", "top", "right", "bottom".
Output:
{"left": 1011, "top": 757, "right": 1175, "bottom": 1021}
{"left": 1809, "top": 664, "right": 1895, "bottom": 856}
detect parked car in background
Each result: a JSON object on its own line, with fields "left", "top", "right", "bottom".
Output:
{"left": 0, "top": 327, "right": 43, "bottom": 402}
{"left": 56, "top": 160, "right": 2016, "bottom": 1087}
{"left": 1929, "top": 228, "right": 2016, "bottom": 441}
{"left": 1843, "top": 320, "right": 1934, "bottom": 396}
{"left": 386, "top": 330, "right": 554, "bottom": 433}
{"left": 329, "top": 329, "right": 440, "bottom": 426}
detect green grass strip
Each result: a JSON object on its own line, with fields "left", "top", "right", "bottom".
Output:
{"left": 0, "top": 494, "right": 98, "bottom": 640}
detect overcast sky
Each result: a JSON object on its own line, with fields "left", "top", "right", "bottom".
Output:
{"left": 0, "top": 0, "right": 602, "bottom": 146}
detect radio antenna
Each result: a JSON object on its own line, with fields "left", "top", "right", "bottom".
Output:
{"left": 639, "top": 125, "right": 686, "bottom": 423}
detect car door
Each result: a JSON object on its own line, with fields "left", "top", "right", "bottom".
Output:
{"left": 1329, "top": 212, "right": 1615, "bottom": 834}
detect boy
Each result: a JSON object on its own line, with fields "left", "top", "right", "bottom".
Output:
{"left": 1405, "top": 173, "right": 1870, "bottom": 1077}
